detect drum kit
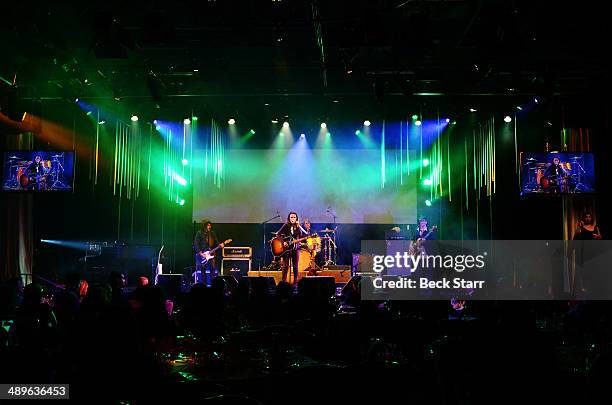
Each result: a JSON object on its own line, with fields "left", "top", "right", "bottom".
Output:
{"left": 3, "top": 153, "right": 70, "bottom": 190}
{"left": 268, "top": 227, "right": 338, "bottom": 275}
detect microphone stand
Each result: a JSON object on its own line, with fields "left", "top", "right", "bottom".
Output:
{"left": 262, "top": 214, "right": 281, "bottom": 267}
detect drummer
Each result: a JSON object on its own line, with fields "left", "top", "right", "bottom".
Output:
{"left": 303, "top": 218, "right": 313, "bottom": 235}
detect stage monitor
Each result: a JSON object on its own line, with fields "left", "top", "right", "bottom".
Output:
{"left": 2, "top": 150, "right": 75, "bottom": 192}
{"left": 520, "top": 152, "right": 595, "bottom": 195}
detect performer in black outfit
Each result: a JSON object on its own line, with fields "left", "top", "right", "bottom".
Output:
{"left": 24, "top": 155, "right": 47, "bottom": 190}
{"left": 194, "top": 219, "right": 224, "bottom": 286}
{"left": 414, "top": 217, "right": 436, "bottom": 241}
{"left": 276, "top": 212, "right": 307, "bottom": 284}
{"left": 574, "top": 212, "right": 602, "bottom": 240}
{"left": 543, "top": 156, "right": 568, "bottom": 193}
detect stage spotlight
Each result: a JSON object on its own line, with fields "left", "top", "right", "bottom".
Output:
{"left": 425, "top": 199, "right": 432, "bottom": 207}
{"left": 98, "top": 120, "right": 106, "bottom": 125}
{"left": 364, "top": 120, "right": 371, "bottom": 126}
{"left": 192, "top": 116, "right": 198, "bottom": 121}
{"left": 423, "top": 159, "right": 429, "bottom": 167}
{"left": 153, "top": 120, "right": 158, "bottom": 124}
{"left": 534, "top": 97, "right": 539, "bottom": 104}
{"left": 131, "top": 115, "right": 138, "bottom": 122}
{"left": 411, "top": 114, "right": 418, "bottom": 121}
{"left": 249, "top": 129, "right": 256, "bottom": 134}
{"left": 182, "top": 158, "right": 188, "bottom": 166}
{"left": 86, "top": 111, "right": 93, "bottom": 116}
{"left": 271, "top": 119, "right": 278, "bottom": 124}
{"left": 516, "top": 106, "right": 523, "bottom": 111}
{"left": 300, "top": 133, "right": 305, "bottom": 139}
{"left": 74, "top": 98, "right": 79, "bottom": 103}
{"left": 155, "top": 125, "right": 161, "bottom": 131}
{"left": 179, "top": 199, "right": 185, "bottom": 206}
{"left": 355, "top": 130, "right": 361, "bottom": 135}
{"left": 423, "top": 178, "right": 433, "bottom": 186}
{"left": 469, "top": 108, "right": 477, "bottom": 113}
{"left": 452, "top": 121, "right": 457, "bottom": 125}
{"left": 228, "top": 118, "right": 236, "bottom": 125}
{"left": 184, "top": 118, "right": 191, "bottom": 125}
{"left": 415, "top": 120, "right": 422, "bottom": 126}
{"left": 445, "top": 118, "right": 450, "bottom": 123}
{"left": 320, "top": 122, "right": 327, "bottom": 129}
{"left": 504, "top": 116, "right": 512, "bottom": 123}
{"left": 283, "top": 121, "right": 290, "bottom": 129}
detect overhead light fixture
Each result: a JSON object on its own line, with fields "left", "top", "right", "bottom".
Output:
{"left": 98, "top": 120, "right": 106, "bottom": 125}
{"left": 271, "top": 119, "right": 278, "bottom": 124}
{"left": 184, "top": 118, "right": 191, "bottom": 125}
{"left": 131, "top": 115, "right": 138, "bottom": 122}
{"left": 504, "top": 116, "right": 512, "bottom": 123}
{"left": 415, "top": 120, "right": 422, "bottom": 126}
{"left": 469, "top": 108, "right": 477, "bottom": 113}
{"left": 228, "top": 118, "right": 236, "bottom": 125}
{"left": 283, "top": 121, "right": 290, "bottom": 129}
{"left": 445, "top": 118, "right": 450, "bottom": 123}
{"left": 364, "top": 120, "right": 371, "bottom": 127}
{"left": 320, "top": 122, "right": 327, "bottom": 129}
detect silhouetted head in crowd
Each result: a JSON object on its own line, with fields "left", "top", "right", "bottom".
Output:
{"left": 109, "top": 271, "right": 127, "bottom": 291}
{"left": 22, "top": 283, "right": 44, "bottom": 307}
{"left": 137, "top": 276, "right": 149, "bottom": 288}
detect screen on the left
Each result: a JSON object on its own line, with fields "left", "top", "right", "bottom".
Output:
{"left": 2, "top": 151, "right": 75, "bottom": 191}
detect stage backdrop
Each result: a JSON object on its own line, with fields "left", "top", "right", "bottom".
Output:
{"left": 193, "top": 147, "right": 417, "bottom": 224}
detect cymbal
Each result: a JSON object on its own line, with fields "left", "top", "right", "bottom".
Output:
{"left": 51, "top": 154, "right": 63, "bottom": 158}
{"left": 569, "top": 156, "right": 583, "bottom": 160}
{"left": 16, "top": 160, "right": 30, "bottom": 165}
{"left": 320, "top": 228, "right": 335, "bottom": 233}
{"left": 525, "top": 157, "right": 536, "bottom": 161}
{"left": 8, "top": 155, "right": 21, "bottom": 159}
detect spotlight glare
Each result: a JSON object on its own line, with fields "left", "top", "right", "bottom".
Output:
{"left": 86, "top": 111, "right": 93, "bottom": 116}
{"left": 469, "top": 108, "right": 477, "bottom": 113}
{"left": 355, "top": 130, "right": 361, "bottom": 135}
{"left": 300, "top": 133, "right": 305, "bottom": 138}
{"left": 155, "top": 126, "right": 161, "bottom": 131}
{"left": 412, "top": 114, "right": 418, "bottom": 121}
{"left": 423, "top": 159, "right": 429, "bottom": 167}
{"left": 192, "top": 116, "right": 198, "bottom": 121}
{"left": 228, "top": 118, "right": 236, "bottom": 125}
{"left": 415, "top": 120, "right": 422, "bottom": 126}
{"left": 445, "top": 118, "right": 450, "bottom": 123}
{"left": 131, "top": 115, "right": 138, "bottom": 122}
{"left": 179, "top": 199, "right": 185, "bottom": 206}
{"left": 364, "top": 120, "right": 371, "bottom": 126}
{"left": 153, "top": 120, "right": 158, "bottom": 124}
{"left": 182, "top": 158, "right": 188, "bottom": 166}
{"left": 271, "top": 119, "right": 279, "bottom": 124}
{"left": 423, "top": 178, "right": 433, "bottom": 186}
{"left": 504, "top": 115, "right": 512, "bottom": 123}
{"left": 74, "top": 98, "right": 79, "bottom": 103}
{"left": 283, "top": 121, "right": 290, "bottom": 129}
{"left": 184, "top": 118, "right": 191, "bottom": 125}
{"left": 320, "top": 122, "right": 327, "bottom": 129}
{"left": 249, "top": 129, "right": 256, "bottom": 134}
{"left": 534, "top": 97, "right": 539, "bottom": 104}
{"left": 516, "top": 106, "right": 523, "bottom": 111}
{"left": 425, "top": 199, "right": 432, "bottom": 207}
{"left": 98, "top": 120, "right": 106, "bottom": 125}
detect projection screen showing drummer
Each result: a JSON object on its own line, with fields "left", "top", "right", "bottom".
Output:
{"left": 2, "top": 151, "right": 75, "bottom": 191}
{"left": 520, "top": 152, "right": 595, "bottom": 195}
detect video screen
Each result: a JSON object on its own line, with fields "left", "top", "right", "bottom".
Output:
{"left": 520, "top": 152, "right": 595, "bottom": 195}
{"left": 2, "top": 151, "right": 75, "bottom": 191}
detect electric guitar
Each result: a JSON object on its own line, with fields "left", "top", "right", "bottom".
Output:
{"left": 197, "top": 239, "right": 232, "bottom": 265}
{"left": 409, "top": 226, "right": 438, "bottom": 255}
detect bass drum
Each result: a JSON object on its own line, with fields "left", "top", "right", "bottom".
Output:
{"left": 297, "top": 248, "right": 313, "bottom": 272}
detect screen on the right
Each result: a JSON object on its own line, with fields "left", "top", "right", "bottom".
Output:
{"left": 520, "top": 152, "right": 595, "bottom": 195}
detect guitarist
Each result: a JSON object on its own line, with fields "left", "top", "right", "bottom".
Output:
{"left": 194, "top": 219, "right": 224, "bottom": 286}
{"left": 411, "top": 217, "right": 437, "bottom": 257}
{"left": 276, "top": 212, "right": 307, "bottom": 284}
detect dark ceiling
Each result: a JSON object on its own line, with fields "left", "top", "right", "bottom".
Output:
{"left": 2, "top": 0, "right": 609, "bottom": 122}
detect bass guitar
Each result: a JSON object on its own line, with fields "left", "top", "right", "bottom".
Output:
{"left": 197, "top": 239, "right": 232, "bottom": 265}
{"left": 409, "top": 226, "right": 437, "bottom": 255}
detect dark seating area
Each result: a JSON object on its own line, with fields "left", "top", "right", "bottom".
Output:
{"left": 2, "top": 275, "right": 612, "bottom": 403}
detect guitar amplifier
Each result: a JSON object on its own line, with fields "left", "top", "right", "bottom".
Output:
{"left": 222, "top": 246, "right": 252, "bottom": 258}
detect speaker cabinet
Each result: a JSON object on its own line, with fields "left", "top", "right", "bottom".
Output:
{"left": 222, "top": 258, "right": 251, "bottom": 278}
